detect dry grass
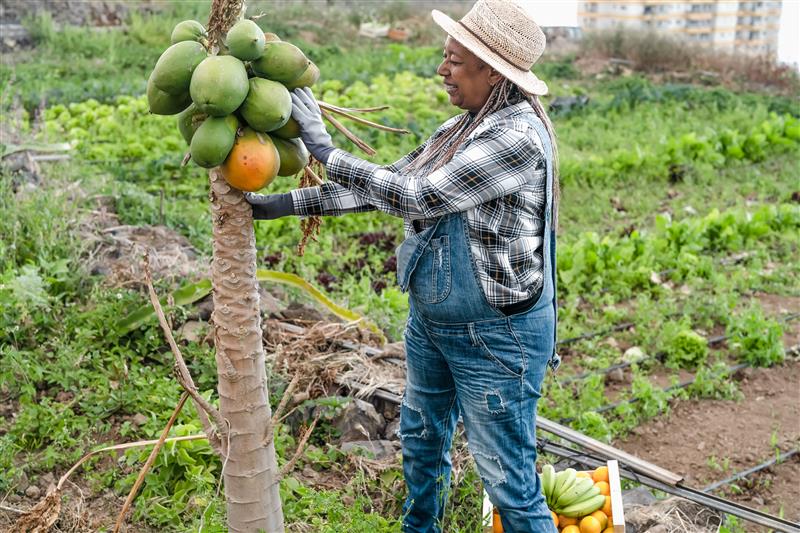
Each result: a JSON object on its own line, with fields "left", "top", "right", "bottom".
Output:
{"left": 579, "top": 28, "right": 799, "bottom": 95}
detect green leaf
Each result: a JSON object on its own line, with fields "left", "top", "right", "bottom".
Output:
{"left": 256, "top": 269, "right": 385, "bottom": 343}
{"left": 116, "top": 279, "right": 212, "bottom": 333}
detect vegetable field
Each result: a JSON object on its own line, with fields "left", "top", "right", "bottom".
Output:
{"left": 1, "top": 2, "right": 798, "bottom": 532}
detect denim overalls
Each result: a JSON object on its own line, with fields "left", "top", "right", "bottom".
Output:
{"left": 395, "top": 116, "right": 559, "bottom": 533}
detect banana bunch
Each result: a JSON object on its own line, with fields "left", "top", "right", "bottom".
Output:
{"left": 540, "top": 465, "right": 606, "bottom": 518}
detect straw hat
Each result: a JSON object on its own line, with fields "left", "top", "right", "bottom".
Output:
{"left": 432, "top": 0, "right": 548, "bottom": 96}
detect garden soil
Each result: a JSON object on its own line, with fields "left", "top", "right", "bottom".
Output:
{"left": 616, "top": 359, "right": 800, "bottom": 527}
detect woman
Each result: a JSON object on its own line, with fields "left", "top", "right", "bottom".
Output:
{"left": 247, "top": 1, "right": 560, "bottom": 531}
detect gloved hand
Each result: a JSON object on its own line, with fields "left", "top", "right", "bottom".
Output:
{"left": 291, "top": 87, "right": 336, "bottom": 164}
{"left": 244, "top": 191, "right": 295, "bottom": 220}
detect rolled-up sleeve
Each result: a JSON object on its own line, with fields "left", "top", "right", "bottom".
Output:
{"left": 324, "top": 126, "right": 543, "bottom": 220}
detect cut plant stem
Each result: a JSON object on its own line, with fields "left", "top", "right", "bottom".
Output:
{"left": 318, "top": 101, "right": 390, "bottom": 114}
{"left": 113, "top": 392, "right": 190, "bottom": 533}
{"left": 319, "top": 102, "right": 410, "bottom": 134}
{"left": 320, "top": 109, "right": 376, "bottom": 156}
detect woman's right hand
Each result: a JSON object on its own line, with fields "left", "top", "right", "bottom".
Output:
{"left": 244, "top": 192, "right": 295, "bottom": 220}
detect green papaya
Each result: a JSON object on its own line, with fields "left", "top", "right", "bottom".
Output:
{"left": 271, "top": 116, "right": 301, "bottom": 139}
{"left": 251, "top": 41, "right": 309, "bottom": 83}
{"left": 147, "top": 74, "right": 191, "bottom": 115}
{"left": 285, "top": 62, "right": 320, "bottom": 90}
{"left": 190, "top": 115, "right": 239, "bottom": 168}
{"left": 226, "top": 19, "right": 265, "bottom": 61}
{"left": 271, "top": 136, "right": 309, "bottom": 176}
{"left": 190, "top": 55, "right": 249, "bottom": 117}
{"left": 177, "top": 104, "right": 207, "bottom": 144}
{"left": 151, "top": 41, "right": 207, "bottom": 95}
{"left": 239, "top": 78, "right": 292, "bottom": 132}
{"left": 171, "top": 20, "right": 206, "bottom": 44}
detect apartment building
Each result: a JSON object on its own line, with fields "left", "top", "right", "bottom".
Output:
{"left": 578, "top": 1, "right": 782, "bottom": 57}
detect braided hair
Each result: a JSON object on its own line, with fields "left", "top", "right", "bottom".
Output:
{"left": 408, "top": 77, "right": 560, "bottom": 228}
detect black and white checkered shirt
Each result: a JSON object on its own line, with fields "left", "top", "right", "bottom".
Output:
{"left": 290, "top": 101, "right": 548, "bottom": 307}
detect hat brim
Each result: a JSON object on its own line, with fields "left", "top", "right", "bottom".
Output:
{"left": 431, "top": 9, "right": 548, "bottom": 96}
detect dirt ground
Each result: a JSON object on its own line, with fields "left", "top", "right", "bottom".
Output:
{"left": 616, "top": 360, "right": 800, "bottom": 525}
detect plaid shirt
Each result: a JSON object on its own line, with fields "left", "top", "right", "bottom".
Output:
{"left": 290, "top": 101, "right": 548, "bottom": 307}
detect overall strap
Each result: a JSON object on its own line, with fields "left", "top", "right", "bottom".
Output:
{"left": 527, "top": 115, "right": 560, "bottom": 371}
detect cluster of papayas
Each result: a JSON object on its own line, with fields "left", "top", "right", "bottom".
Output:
{"left": 147, "top": 19, "right": 317, "bottom": 192}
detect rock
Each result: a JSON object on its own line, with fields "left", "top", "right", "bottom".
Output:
{"left": 15, "top": 471, "right": 30, "bottom": 493}
{"left": 382, "top": 342, "right": 406, "bottom": 359}
{"left": 178, "top": 320, "right": 206, "bottom": 344}
{"left": 607, "top": 368, "right": 625, "bottom": 383}
{"left": 25, "top": 485, "right": 41, "bottom": 499}
{"left": 40, "top": 472, "right": 55, "bottom": 487}
{"left": 340, "top": 440, "right": 399, "bottom": 460}
{"left": 7, "top": 493, "right": 21, "bottom": 503}
{"left": 259, "top": 287, "right": 283, "bottom": 317}
{"left": 623, "top": 486, "right": 657, "bottom": 508}
{"left": 131, "top": 413, "right": 148, "bottom": 427}
{"left": 623, "top": 346, "right": 645, "bottom": 363}
{"left": 281, "top": 301, "right": 324, "bottom": 322}
{"left": 333, "top": 398, "right": 385, "bottom": 442}
{"left": 191, "top": 297, "right": 214, "bottom": 321}
{"left": 384, "top": 418, "right": 400, "bottom": 440}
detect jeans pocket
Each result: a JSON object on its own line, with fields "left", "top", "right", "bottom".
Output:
{"left": 475, "top": 325, "right": 526, "bottom": 378}
{"left": 409, "top": 235, "right": 451, "bottom": 304}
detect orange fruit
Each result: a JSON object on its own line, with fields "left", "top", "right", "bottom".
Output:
{"left": 594, "top": 481, "right": 610, "bottom": 496}
{"left": 562, "top": 526, "right": 581, "bottom": 533}
{"left": 551, "top": 510, "right": 559, "bottom": 527}
{"left": 492, "top": 507, "right": 503, "bottom": 533}
{"left": 590, "top": 510, "right": 608, "bottom": 529}
{"left": 576, "top": 471, "right": 592, "bottom": 479}
{"left": 601, "top": 496, "right": 612, "bottom": 516}
{"left": 592, "top": 466, "right": 609, "bottom": 483}
{"left": 579, "top": 515, "right": 602, "bottom": 533}
{"left": 602, "top": 528, "right": 614, "bottom": 533}
{"left": 559, "top": 515, "right": 578, "bottom": 526}
{"left": 220, "top": 128, "right": 280, "bottom": 192}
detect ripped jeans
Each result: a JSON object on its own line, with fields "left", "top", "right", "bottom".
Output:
{"left": 399, "top": 298, "right": 556, "bottom": 533}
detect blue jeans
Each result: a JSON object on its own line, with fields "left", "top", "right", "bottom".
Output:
{"left": 400, "top": 299, "right": 556, "bottom": 533}
{"left": 395, "top": 211, "right": 557, "bottom": 533}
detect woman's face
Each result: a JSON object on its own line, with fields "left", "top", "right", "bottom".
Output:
{"left": 437, "top": 37, "right": 502, "bottom": 113}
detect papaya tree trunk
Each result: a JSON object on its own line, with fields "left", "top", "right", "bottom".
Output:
{"left": 207, "top": 1, "right": 285, "bottom": 531}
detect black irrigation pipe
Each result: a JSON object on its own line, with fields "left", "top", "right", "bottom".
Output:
{"left": 702, "top": 448, "right": 800, "bottom": 494}
{"left": 557, "top": 362, "right": 751, "bottom": 425}
{"left": 557, "top": 312, "right": 800, "bottom": 386}
{"left": 557, "top": 321, "right": 636, "bottom": 346}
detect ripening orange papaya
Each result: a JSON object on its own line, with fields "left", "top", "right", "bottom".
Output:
{"left": 220, "top": 128, "right": 280, "bottom": 192}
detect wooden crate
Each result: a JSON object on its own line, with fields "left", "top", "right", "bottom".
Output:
{"left": 482, "top": 459, "right": 626, "bottom": 532}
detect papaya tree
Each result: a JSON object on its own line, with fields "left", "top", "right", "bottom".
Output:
{"left": 203, "top": 0, "right": 285, "bottom": 531}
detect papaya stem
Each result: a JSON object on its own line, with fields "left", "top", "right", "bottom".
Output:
{"left": 318, "top": 102, "right": 410, "bottom": 134}
{"left": 303, "top": 165, "right": 324, "bottom": 186}
{"left": 320, "top": 109, "right": 376, "bottom": 156}
{"left": 318, "top": 102, "right": 390, "bottom": 114}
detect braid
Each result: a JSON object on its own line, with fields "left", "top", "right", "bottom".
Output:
{"left": 408, "top": 77, "right": 560, "bottom": 229}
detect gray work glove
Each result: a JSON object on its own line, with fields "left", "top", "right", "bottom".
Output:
{"left": 291, "top": 87, "right": 336, "bottom": 164}
{"left": 244, "top": 192, "right": 295, "bottom": 220}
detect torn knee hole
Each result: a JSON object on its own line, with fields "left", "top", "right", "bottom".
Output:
{"left": 485, "top": 389, "right": 505, "bottom": 414}
{"left": 398, "top": 398, "right": 428, "bottom": 440}
{"left": 473, "top": 450, "right": 507, "bottom": 487}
